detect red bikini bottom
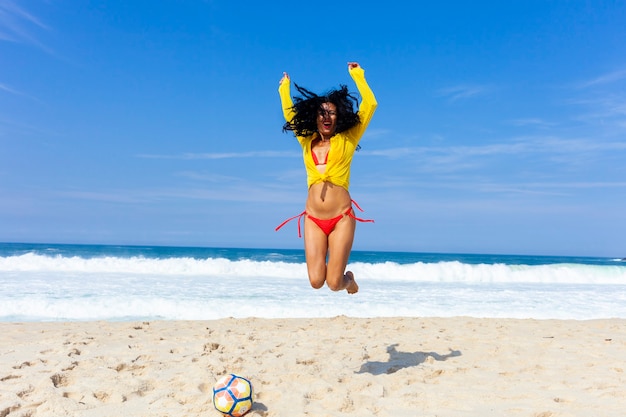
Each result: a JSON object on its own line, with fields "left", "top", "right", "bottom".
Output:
{"left": 275, "top": 200, "right": 374, "bottom": 237}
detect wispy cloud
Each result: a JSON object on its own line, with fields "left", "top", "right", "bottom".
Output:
{"left": 137, "top": 150, "right": 299, "bottom": 159}
{"left": 437, "top": 84, "right": 491, "bottom": 102}
{"left": 0, "top": 83, "right": 21, "bottom": 95}
{"left": 360, "top": 147, "right": 417, "bottom": 158}
{"left": 567, "top": 68, "right": 626, "bottom": 131}
{"left": 56, "top": 190, "right": 150, "bottom": 204}
{"left": 529, "top": 181, "right": 626, "bottom": 189}
{"left": 579, "top": 69, "right": 626, "bottom": 88}
{"left": 0, "top": 82, "right": 43, "bottom": 103}
{"left": 0, "top": 1, "right": 51, "bottom": 52}
{"left": 472, "top": 180, "right": 626, "bottom": 196}
{"left": 56, "top": 183, "right": 301, "bottom": 205}
{"left": 507, "top": 118, "right": 557, "bottom": 128}
{"left": 367, "top": 137, "right": 626, "bottom": 159}
{"left": 358, "top": 135, "right": 626, "bottom": 180}
{"left": 362, "top": 127, "right": 392, "bottom": 141}
{"left": 569, "top": 95, "right": 626, "bottom": 121}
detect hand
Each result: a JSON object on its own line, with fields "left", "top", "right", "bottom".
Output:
{"left": 279, "top": 72, "right": 290, "bottom": 85}
{"left": 348, "top": 62, "right": 360, "bottom": 70}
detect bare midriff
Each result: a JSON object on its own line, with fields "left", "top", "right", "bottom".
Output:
{"left": 305, "top": 181, "right": 352, "bottom": 219}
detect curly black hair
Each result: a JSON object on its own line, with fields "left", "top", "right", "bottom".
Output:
{"left": 282, "top": 83, "right": 360, "bottom": 137}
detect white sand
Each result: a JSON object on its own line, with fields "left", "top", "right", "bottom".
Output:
{"left": 1, "top": 317, "right": 625, "bottom": 416}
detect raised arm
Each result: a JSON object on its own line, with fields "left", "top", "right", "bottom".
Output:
{"left": 278, "top": 72, "right": 296, "bottom": 124}
{"left": 348, "top": 62, "right": 377, "bottom": 140}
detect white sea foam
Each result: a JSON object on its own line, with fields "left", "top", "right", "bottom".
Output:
{"left": 0, "top": 253, "right": 306, "bottom": 278}
{"left": 1, "top": 254, "right": 624, "bottom": 284}
{"left": 1, "top": 253, "right": 625, "bottom": 321}
{"left": 352, "top": 261, "right": 626, "bottom": 284}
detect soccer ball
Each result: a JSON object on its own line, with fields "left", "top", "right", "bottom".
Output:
{"left": 212, "top": 374, "right": 253, "bottom": 417}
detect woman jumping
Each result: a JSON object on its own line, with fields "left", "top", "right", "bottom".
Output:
{"left": 276, "top": 62, "right": 377, "bottom": 294}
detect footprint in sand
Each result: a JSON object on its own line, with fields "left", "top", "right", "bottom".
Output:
{"left": 50, "top": 373, "right": 70, "bottom": 388}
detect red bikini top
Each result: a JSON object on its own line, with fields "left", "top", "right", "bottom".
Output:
{"left": 311, "top": 143, "right": 329, "bottom": 165}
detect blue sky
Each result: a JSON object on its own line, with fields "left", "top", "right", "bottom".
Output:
{"left": 1, "top": 1, "right": 625, "bottom": 257}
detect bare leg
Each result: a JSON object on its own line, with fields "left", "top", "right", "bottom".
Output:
{"left": 326, "top": 215, "right": 358, "bottom": 294}
{"left": 303, "top": 216, "right": 328, "bottom": 289}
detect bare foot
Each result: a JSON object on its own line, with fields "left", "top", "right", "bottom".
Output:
{"left": 345, "top": 271, "right": 359, "bottom": 294}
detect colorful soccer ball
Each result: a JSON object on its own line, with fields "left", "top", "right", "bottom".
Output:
{"left": 212, "top": 374, "right": 253, "bottom": 417}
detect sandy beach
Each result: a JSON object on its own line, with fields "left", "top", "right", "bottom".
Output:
{"left": 1, "top": 317, "right": 624, "bottom": 416}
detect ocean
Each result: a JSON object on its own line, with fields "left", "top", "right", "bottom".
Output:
{"left": 1, "top": 242, "right": 625, "bottom": 322}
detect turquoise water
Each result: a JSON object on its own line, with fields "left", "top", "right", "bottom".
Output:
{"left": 1, "top": 242, "right": 624, "bottom": 321}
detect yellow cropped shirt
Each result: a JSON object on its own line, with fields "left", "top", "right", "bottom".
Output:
{"left": 279, "top": 67, "right": 377, "bottom": 190}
